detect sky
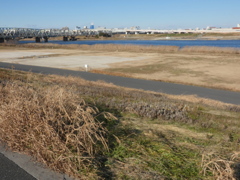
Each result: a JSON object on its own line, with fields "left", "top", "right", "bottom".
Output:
{"left": 1, "top": 0, "right": 240, "bottom": 30}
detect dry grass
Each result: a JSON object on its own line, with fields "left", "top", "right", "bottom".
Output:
{"left": 47, "top": 74, "right": 240, "bottom": 112}
{"left": 181, "top": 46, "right": 240, "bottom": 54}
{"left": 91, "top": 69, "right": 132, "bottom": 78}
{"left": 2, "top": 42, "right": 239, "bottom": 54}
{"left": 17, "top": 43, "right": 180, "bottom": 53}
{"left": 165, "top": 94, "right": 240, "bottom": 109}
{"left": 0, "top": 81, "right": 115, "bottom": 179}
{"left": 201, "top": 152, "right": 240, "bottom": 180}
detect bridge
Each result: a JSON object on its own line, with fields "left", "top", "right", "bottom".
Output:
{"left": 1, "top": 27, "right": 240, "bottom": 43}
{"left": 0, "top": 27, "right": 110, "bottom": 43}
{"left": 119, "top": 28, "right": 240, "bottom": 35}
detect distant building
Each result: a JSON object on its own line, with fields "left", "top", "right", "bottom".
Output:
{"left": 61, "top": 26, "right": 69, "bottom": 31}
{"left": 96, "top": 26, "right": 106, "bottom": 30}
{"left": 238, "top": 24, "right": 240, "bottom": 27}
{"left": 130, "top": 26, "right": 140, "bottom": 30}
{"left": 206, "top": 26, "right": 217, "bottom": 30}
{"left": 90, "top": 23, "right": 94, "bottom": 29}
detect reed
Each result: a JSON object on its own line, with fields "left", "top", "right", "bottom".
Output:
{"left": 181, "top": 46, "right": 240, "bottom": 54}
{"left": 2, "top": 42, "right": 240, "bottom": 54}
{"left": 18, "top": 43, "right": 179, "bottom": 53}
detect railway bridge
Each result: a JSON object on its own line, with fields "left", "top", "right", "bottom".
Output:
{"left": 0, "top": 27, "right": 104, "bottom": 43}
{"left": 1, "top": 27, "right": 240, "bottom": 43}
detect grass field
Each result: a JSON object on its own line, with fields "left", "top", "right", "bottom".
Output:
{"left": 0, "top": 68, "right": 240, "bottom": 179}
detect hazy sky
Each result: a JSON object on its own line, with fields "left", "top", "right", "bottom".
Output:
{"left": 1, "top": 0, "right": 239, "bottom": 29}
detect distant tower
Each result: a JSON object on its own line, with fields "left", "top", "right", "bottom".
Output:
{"left": 238, "top": 24, "right": 240, "bottom": 27}
{"left": 90, "top": 23, "right": 94, "bottom": 29}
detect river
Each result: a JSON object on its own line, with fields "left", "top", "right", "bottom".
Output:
{"left": 20, "top": 39, "right": 240, "bottom": 48}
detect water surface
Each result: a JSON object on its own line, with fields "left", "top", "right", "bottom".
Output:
{"left": 20, "top": 39, "right": 240, "bottom": 48}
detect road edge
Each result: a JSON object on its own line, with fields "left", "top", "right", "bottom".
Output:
{"left": 0, "top": 143, "right": 75, "bottom": 180}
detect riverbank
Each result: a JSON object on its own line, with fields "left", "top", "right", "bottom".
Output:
{"left": 1, "top": 43, "right": 240, "bottom": 92}
{"left": 21, "top": 32, "right": 240, "bottom": 41}
{"left": 0, "top": 68, "right": 240, "bottom": 179}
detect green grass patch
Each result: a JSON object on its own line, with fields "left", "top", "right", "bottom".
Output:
{"left": 106, "top": 122, "right": 202, "bottom": 179}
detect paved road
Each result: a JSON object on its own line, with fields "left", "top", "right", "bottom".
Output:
{"left": 0, "top": 144, "right": 74, "bottom": 180}
{"left": 0, "top": 62, "right": 240, "bottom": 105}
{"left": 0, "top": 153, "right": 36, "bottom": 180}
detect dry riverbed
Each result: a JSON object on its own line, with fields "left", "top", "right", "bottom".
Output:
{"left": 1, "top": 46, "right": 240, "bottom": 91}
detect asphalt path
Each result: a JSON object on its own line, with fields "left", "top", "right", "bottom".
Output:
{"left": 0, "top": 62, "right": 240, "bottom": 105}
{"left": 0, "top": 153, "right": 36, "bottom": 180}
{"left": 0, "top": 144, "right": 74, "bottom": 180}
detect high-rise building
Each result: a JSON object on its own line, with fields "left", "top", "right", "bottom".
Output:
{"left": 90, "top": 23, "right": 94, "bottom": 29}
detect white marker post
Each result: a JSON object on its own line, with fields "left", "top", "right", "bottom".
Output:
{"left": 84, "top": 64, "right": 89, "bottom": 72}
